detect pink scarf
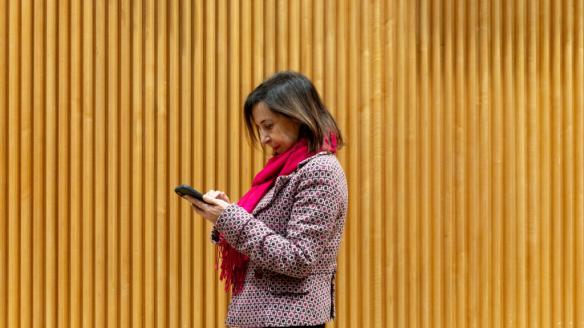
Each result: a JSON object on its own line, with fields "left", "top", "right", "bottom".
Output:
{"left": 217, "top": 135, "right": 337, "bottom": 295}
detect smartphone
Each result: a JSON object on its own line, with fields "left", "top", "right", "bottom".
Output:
{"left": 174, "top": 184, "right": 206, "bottom": 202}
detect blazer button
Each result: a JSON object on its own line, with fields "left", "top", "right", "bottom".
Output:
{"left": 254, "top": 269, "right": 263, "bottom": 279}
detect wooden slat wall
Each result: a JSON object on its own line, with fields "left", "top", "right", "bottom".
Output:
{"left": 1, "top": 0, "right": 583, "bottom": 327}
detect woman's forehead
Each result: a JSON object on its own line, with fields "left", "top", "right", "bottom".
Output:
{"left": 252, "top": 102, "right": 277, "bottom": 123}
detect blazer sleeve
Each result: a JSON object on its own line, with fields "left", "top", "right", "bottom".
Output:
{"left": 213, "top": 168, "right": 343, "bottom": 278}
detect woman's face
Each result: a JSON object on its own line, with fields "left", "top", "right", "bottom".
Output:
{"left": 252, "top": 102, "right": 301, "bottom": 156}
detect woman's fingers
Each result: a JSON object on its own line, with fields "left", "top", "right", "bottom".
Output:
{"left": 188, "top": 197, "right": 206, "bottom": 210}
{"left": 180, "top": 192, "right": 226, "bottom": 224}
{"left": 217, "top": 191, "right": 230, "bottom": 202}
{"left": 202, "top": 195, "right": 229, "bottom": 209}
{"left": 205, "top": 190, "right": 219, "bottom": 198}
{"left": 183, "top": 193, "right": 226, "bottom": 209}
{"left": 205, "top": 190, "right": 231, "bottom": 204}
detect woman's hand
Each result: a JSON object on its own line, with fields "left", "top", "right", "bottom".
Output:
{"left": 184, "top": 190, "right": 231, "bottom": 224}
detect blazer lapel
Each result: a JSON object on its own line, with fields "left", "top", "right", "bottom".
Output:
{"left": 252, "top": 174, "right": 292, "bottom": 215}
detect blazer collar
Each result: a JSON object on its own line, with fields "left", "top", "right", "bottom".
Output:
{"left": 251, "top": 151, "right": 332, "bottom": 215}
{"left": 297, "top": 150, "right": 331, "bottom": 168}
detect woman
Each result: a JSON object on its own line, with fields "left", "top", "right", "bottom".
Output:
{"left": 182, "top": 71, "right": 348, "bottom": 328}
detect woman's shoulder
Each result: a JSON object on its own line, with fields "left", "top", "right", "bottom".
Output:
{"left": 296, "top": 152, "right": 348, "bottom": 200}
{"left": 297, "top": 151, "right": 345, "bottom": 176}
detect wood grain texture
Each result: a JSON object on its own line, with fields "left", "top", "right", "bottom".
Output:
{"left": 0, "top": 0, "right": 582, "bottom": 327}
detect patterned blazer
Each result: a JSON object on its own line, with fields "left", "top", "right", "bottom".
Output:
{"left": 213, "top": 151, "right": 348, "bottom": 327}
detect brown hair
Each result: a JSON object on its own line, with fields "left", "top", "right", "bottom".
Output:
{"left": 243, "top": 71, "right": 344, "bottom": 152}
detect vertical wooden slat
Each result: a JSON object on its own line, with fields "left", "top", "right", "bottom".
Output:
{"left": 562, "top": 0, "right": 576, "bottom": 326}
{"left": 360, "top": 0, "right": 372, "bottom": 326}
{"left": 454, "top": 1, "right": 468, "bottom": 326}
{"left": 443, "top": 0, "right": 456, "bottom": 325}
{"left": 324, "top": 0, "right": 336, "bottom": 116}
{"left": 313, "top": 0, "right": 323, "bottom": 92}
{"left": 32, "top": 0, "right": 46, "bottom": 325}
{"left": 384, "top": 1, "right": 397, "bottom": 327}
{"left": 289, "top": 0, "right": 300, "bottom": 71}
{"left": 395, "top": 0, "right": 406, "bottom": 326}
{"left": 95, "top": 0, "right": 108, "bottom": 324}
{"left": 7, "top": 0, "right": 21, "bottom": 327}
{"left": 551, "top": 0, "right": 564, "bottom": 325}
{"left": 574, "top": 0, "right": 584, "bottom": 326}
{"left": 276, "top": 0, "right": 288, "bottom": 70}
{"left": 539, "top": 1, "right": 553, "bottom": 326}
{"left": 168, "top": 0, "right": 180, "bottom": 325}
{"left": 516, "top": 0, "right": 528, "bottom": 326}
{"left": 45, "top": 0, "right": 58, "bottom": 325}
{"left": 57, "top": 0, "right": 71, "bottom": 325}
{"left": 82, "top": 0, "right": 96, "bottom": 326}
{"left": 264, "top": 0, "right": 275, "bottom": 77}
{"left": 70, "top": 0, "right": 82, "bottom": 326}
{"left": 143, "top": 0, "right": 156, "bottom": 325}
{"left": 491, "top": 0, "right": 504, "bottom": 326}
{"left": 81, "top": 0, "right": 95, "bottom": 322}
{"left": 106, "top": 0, "right": 120, "bottom": 325}
{"left": 0, "top": 0, "right": 7, "bottom": 326}
{"left": 20, "top": 0, "right": 33, "bottom": 327}
{"left": 155, "top": 0, "right": 169, "bottom": 326}
{"left": 408, "top": 0, "right": 420, "bottom": 324}
{"left": 131, "top": 0, "right": 145, "bottom": 324}
{"left": 371, "top": 0, "right": 384, "bottom": 326}
{"left": 430, "top": 0, "right": 442, "bottom": 326}
{"left": 418, "top": 0, "right": 431, "bottom": 326}
{"left": 300, "top": 0, "right": 312, "bottom": 77}
{"left": 503, "top": 0, "right": 518, "bottom": 326}
{"left": 178, "top": 0, "right": 193, "bottom": 325}
{"left": 479, "top": 0, "right": 493, "bottom": 325}
{"left": 527, "top": 1, "right": 541, "bottom": 327}
{"left": 467, "top": 0, "right": 480, "bottom": 326}
{"left": 119, "top": 0, "right": 132, "bottom": 325}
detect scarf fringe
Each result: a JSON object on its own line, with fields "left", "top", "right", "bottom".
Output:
{"left": 216, "top": 236, "right": 249, "bottom": 295}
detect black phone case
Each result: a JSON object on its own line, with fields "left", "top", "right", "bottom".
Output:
{"left": 174, "top": 184, "right": 205, "bottom": 202}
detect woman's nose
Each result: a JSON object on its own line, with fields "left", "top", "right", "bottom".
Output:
{"left": 258, "top": 129, "right": 270, "bottom": 144}
{"left": 260, "top": 134, "right": 270, "bottom": 145}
